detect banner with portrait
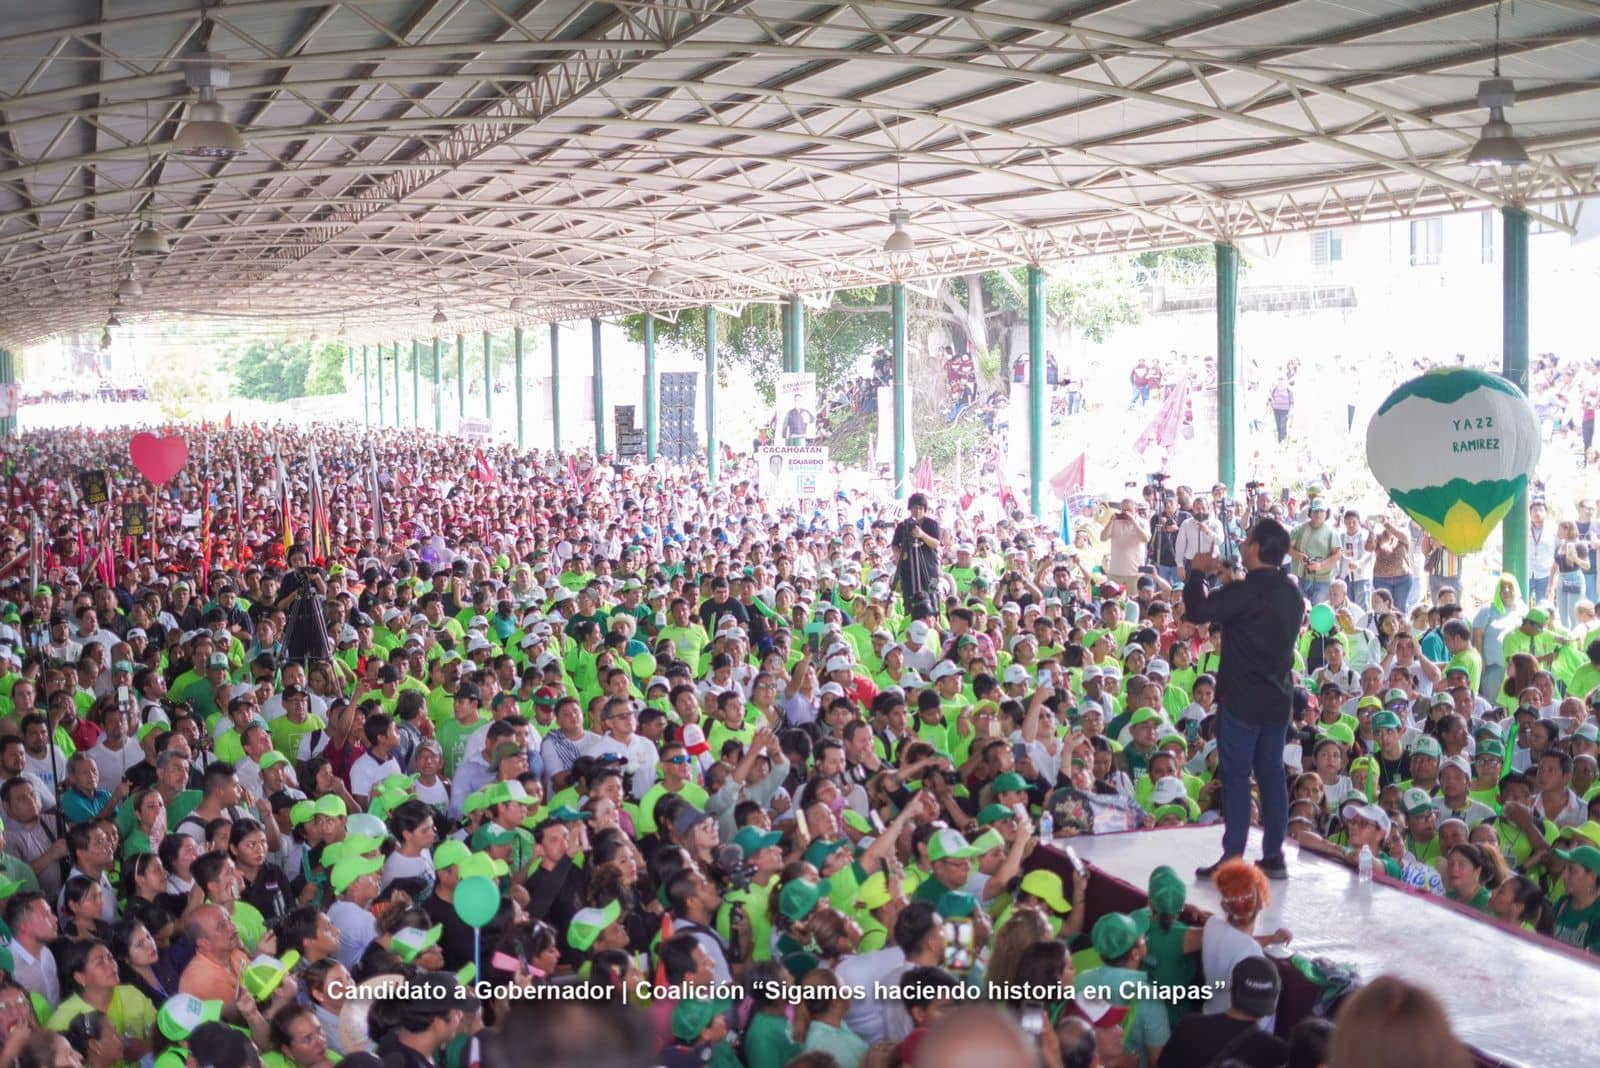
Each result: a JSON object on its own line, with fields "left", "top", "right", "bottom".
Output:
{"left": 757, "top": 446, "right": 829, "bottom": 500}
{"left": 774, "top": 372, "right": 818, "bottom": 440}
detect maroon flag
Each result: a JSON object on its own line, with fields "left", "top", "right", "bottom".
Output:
{"left": 1048, "top": 453, "right": 1086, "bottom": 499}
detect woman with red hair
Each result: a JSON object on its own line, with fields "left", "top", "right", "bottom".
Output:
{"left": 1201, "top": 859, "right": 1293, "bottom": 1025}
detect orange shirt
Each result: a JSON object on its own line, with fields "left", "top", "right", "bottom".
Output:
{"left": 179, "top": 948, "right": 247, "bottom": 1008}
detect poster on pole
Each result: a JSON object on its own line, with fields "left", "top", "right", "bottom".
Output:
{"left": 757, "top": 446, "right": 829, "bottom": 500}
{"left": 874, "top": 387, "right": 917, "bottom": 480}
{"left": 458, "top": 417, "right": 493, "bottom": 440}
{"left": 774, "top": 372, "right": 818, "bottom": 440}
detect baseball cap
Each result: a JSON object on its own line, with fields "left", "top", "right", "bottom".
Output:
{"left": 1401, "top": 787, "right": 1436, "bottom": 816}
{"left": 671, "top": 999, "right": 732, "bottom": 1044}
{"left": 976, "top": 803, "right": 1018, "bottom": 827}
{"left": 241, "top": 950, "right": 301, "bottom": 1002}
{"left": 1439, "top": 755, "right": 1472, "bottom": 778}
{"left": 434, "top": 840, "right": 472, "bottom": 870}
{"left": 1147, "top": 866, "right": 1186, "bottom": 916}
{"left": 992, "top": 771, "right": 1028, "bottom": 795}
{"left": 824, "top": 656, "right": 852, "bottom": 673}
{"left": 733, "top": 826, "right": 782, "bottom": 858}
{"left": 1554, "top": 844, "right": 1600, "bottom": 878}
{"left": 927, "top": 828, "right": 983, "bottom": 862}
{"left": 1371, "top": 710, "right": 1402, "bottom": 732}
{"left": 672, "top": 807, "right": 713, "bottom": 838}
{"left": 567, "top": 900, "right": 622, "bottom": 952}
{"left": 1018, "top": 869, "right": 1071, "bottom": 913}
{"left": 929, "top": 661, "right": 964, "bottom": 682}
{"left": 157, "top": 994, "right": 222, "bottom": 1042}
{"left": 1230, "top": 957, "right": 1282, "bottom": 1019}
{"left": 1090, "top": 911, "right": 1149, "bottom": 961}
{"left": 777, "top": 878, "right": 831, "bottom": 922}
{"left": 207, "top": 653, "right": 229, "bottom": 670}
{"left": 1002, "top": 665, "right": 1031, "bottom": 686}
{"left": 1128, "top": 707, "right": 1163, "bottom": 729}
{"left": 330, "top": 854, "right": 383, "bottom": 893}
{"left": 1340, "top": 801, "right": 1392, "bottom": 833}
{"left": 1409, "top": 735, "right": 1442, "bottom": 760}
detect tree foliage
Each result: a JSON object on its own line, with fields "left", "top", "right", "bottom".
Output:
{"left": 226, "top": 340, "right": 347, "bottom": 402}
{"left": 623, "top": 288, "right": 891, "bottom": 402}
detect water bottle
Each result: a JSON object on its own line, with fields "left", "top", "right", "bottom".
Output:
{"left": 1038, "top": 809, "right": 1054, "bottom": 842}
{"left": 1357, "top": 844, "right": 1373, "bottom": 883}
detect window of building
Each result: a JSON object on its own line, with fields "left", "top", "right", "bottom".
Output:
{"left": 1311, "top": 229, "right": 1344, "bottom": 267}
{"left": 1409, "top": 218, "right": 1443, "bottom": 266}
{"left": 1481, "top": 211, "right": 1495, "bottom": 264}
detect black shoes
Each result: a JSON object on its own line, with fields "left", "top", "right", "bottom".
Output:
{"left": 1194, "top": 857, "right": 1236, "bottom": 879}
{"left": 1256, "top": 856, "right": 1289, "bottom": 880}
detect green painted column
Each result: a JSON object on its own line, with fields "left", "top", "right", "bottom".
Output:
{"left": 1027, "top": 265, "right": 1045, "bottom": 517}
{"left": 549, "top": 323, "right": 562, "bottom": 455}
{"left": 361, "top": 345, "right": 370, "bottom": 426}
{"left": 393, "top": 342, "right": 402, "bottom": 427}
{"left": 514, "top": 325, "right": 526, "bottom": 449}
{"left": 411, "top": 340, "right": 421, "bottom": 427}
{"left": 591, "top": 317, "right": 606, "bottom": 457}
{"left": 0, "top": 349, "right": 15, "bottom": 437}
{"left": 1502, "top": 207, "right": 1530, "bottom": 590}
{"left": 376, "top": 343, "right": 385, "bottom": 426}
{"left": 892, "top": 282, "right": 908, "bottom": 499}
{"left": 346, "top": 344, "right": 353, "bottom": 374}
{"left": 1216, "top": 242, "right": 1238, "bottom": 492}
{"left": 482, "top": 331, "right": 493, "bottom": 421}
{"left": 706, "top": 308, "right": 719, "bottom": 485}
{"left": 456, "top": 334, "right": 465, "bottom": 422}
{"left": 644, "top": 315, "right": 658, "bottom": 462}
{"left": 432, "top": 337, "right": 443, "bottom": 433}
{"left": 790, "top": 294, "right": 805, "bottom": 373}
{"left": 780, "top": 299, "right": 793, "bottom": 375}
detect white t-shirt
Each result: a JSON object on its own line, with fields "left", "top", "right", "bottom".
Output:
{"left": 1201, "top": 914, "right": 1270, "bottom": 1031}
{"left": 834, "top": 946, "right": 907, "bottom": 1044}
{"left": 86, "top": 740, "right": 144, "bottom": 791}
{"left": 349, "top": 752, "right": 403, "bottom": 800}
{"left": 380, "top": 850, "right": 437, "bottom": 895}
{"left": 329, "top": 899, "right": 379, "bottom": 968}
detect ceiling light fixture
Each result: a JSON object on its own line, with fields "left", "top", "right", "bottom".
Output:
{"left": 173, "top": 54, "right": 247, "bottom": 160}
{"left": 646, "top": 266, "right": 670, "bottom": 290}
{"left": 100, "top": 329, "right": 113, "bottom": 351}
{"left": 106, "top": 311, "right": 122, "bottom": 328}
{"left": 432, "top": 306, "right": 448, "bottom": 325}
{"left": 115, "top": 266, "right": 143, "bottom": 299}
{"left": 883, "top": 209, "right": 914, "bottom": 254}
{"left": 131, "top": 209, "right": 171, "bottom": 255}
{"left": 509, "top": 296, "right": 525, "bottom": 313}
{"left": 1467, "top": 5, "right": 1529, "bottom": 168}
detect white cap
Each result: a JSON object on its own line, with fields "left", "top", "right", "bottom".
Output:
{"left": 1002, "top": 665, "right": 1031, "bottom": 686}
{"left": 338, "top": 625, "right": 359, "bottom": 644}
{"left": 1001, "top": 602, "right": 1021, "bottom": 615}
{"left": 1146, "top": 658, "right": 1170, "bottom": 677}
{"left": 1007, "top": 633, "right": 1036, "bottom": 652}
{"left": 907, "top": 621, "right": 931, "bottom": 644}
{"left": 929, "top": 661, "right": 964, "bottom": 682}
{"left": 1150, "top": 778, "right": 1188, "bottom": 806}
{"left": 1082, "top": 666, "right": 1102, "bottom": 682}
{"left": 382, "top": 607, "right": 403, "bottom": 624}
{"left": 825, "top": 656, "right": 852, "bottom": 673}
{"left": 1439, "top": 755, "right": 1472, "bottom": 778}
{"left": 469, "top": 615, "right": 489, "bottom": 631}
{"left": 466, "top": 635, "right": 492, "bottom": 654}
{"left": 819, "top": 682, "right": 847, "bottom": 698}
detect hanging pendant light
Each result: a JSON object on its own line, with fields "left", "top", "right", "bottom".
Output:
{"left": 883, "top": 209, "right": 914, "bottom": 254}
{"left": 131, "top": 209, "right": 171, "bottom": 255}
{"left": 106, "top": 311, "right": 122, "bottom": 328}
{"left": 115, "top": 266, "right": 143, "bottom": 299}
{"left": 432, "top": 306, "right": 448, "bottom": 326}
{"left": 1467, "top": 6, "right": 1529, "bottom": 168}
{"left": 509, "top": 296, "right": 524, "bottom": 313}
{"left": 646, "top": 266, "right": 670, "bottom": 290}
{"left": 173, "top": 55, "right": 247, "bottom": 160}
{"left": 100, "top": 329, "right": 113, "bottom": 350}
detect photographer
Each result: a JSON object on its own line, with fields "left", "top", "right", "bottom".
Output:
{"left": 1145, "top": 477, "right": 1184, "bottom": 585}
{"left": 1099, "top": 498, "right": 1151, "bottom": 589}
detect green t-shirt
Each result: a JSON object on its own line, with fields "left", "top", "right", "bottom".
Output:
{"left": 743, "top": 1010, "right": 802, "bottom": 1068}
{"left": 1553, "top": 893, "right": 1600, "bottom": 954}
{"left": 436, "top": 713, "right": 489, "bottom": 776}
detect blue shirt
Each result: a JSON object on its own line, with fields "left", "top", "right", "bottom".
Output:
{"left": 60, "top": 787, "right": 110, "bottom": 826}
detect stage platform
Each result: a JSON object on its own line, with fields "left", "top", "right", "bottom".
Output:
{"left": 1038, "top": 826, "right": 1600, "bottom": 1068}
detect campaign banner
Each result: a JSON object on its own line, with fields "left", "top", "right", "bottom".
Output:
{"left": 757, "top": 446, "right": 828, "bottom": 500}
{"left": 121, "top": 502, "right": 149, "bottom": 538}
{"left": 774, "top": 372, "right": 818, "bottom": 440}
{"left": 458, "top": 416, "right": 493, "bottom": 439}
{"left": 78, "top": 469, "right": 110, "bottom": 506}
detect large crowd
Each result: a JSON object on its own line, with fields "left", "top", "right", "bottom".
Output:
{"left": 0, "top": 419, "right": 1593, "bottom": 1068}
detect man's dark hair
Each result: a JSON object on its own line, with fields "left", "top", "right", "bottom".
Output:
{"left": 201, "top": 761, "right": 237, "bottom": 797}
{"left": 893, "top": 901, "right": 941, "bottom": 957}
{"left": 657, "top": 932, "right": 704, "bottom": 985}
{"left": 1249, "top": 518, "right": 1291, "bottom": 566}
{"left": 362, "top": 713, "right": 393, "bottom": 748}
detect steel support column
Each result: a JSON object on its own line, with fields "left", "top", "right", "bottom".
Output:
{"left": 892, "top": 282, "right": 908, "bottom": 499}
{"left": 1502, "top": 208, "right": 1530, "bottom": 591}
{"left": 432, "top": 338, "right": 443, "bottom": 434}
{"left": 706, "top": 309, "right": 719, "bottom": 485}
{"left": 549, "top": 323, "right": 561, "bottom": 455}
{"left": 361, "top": 346, "right": 370, "bottom": 427}
{"left": 780, "top": 299, "right": 793, "bottom": 375}
{"left": 0, "top": 349, "right": 15, "bottom": 437}
{"left": 1028, "top": 265, "right": 1045, "bottom": 518}
{"left": 591, "top": 318, "right": 606, "bottom": 457}
{"left": 411, "top": 340, "right": 421, "bottom": 427}
{"left": 483, "top": 332, "right": 493, "bottom": 421}
{"left": 514, "top": 326, "right": 526, "bottom": 450}
{"left": 456, "top": 334, "right": 465, "bottom": 423}
{"left": 1216, "top": 243, "right": 1239, "bottom": 493}
{"left": 644, "top": 315, "right": 658, "bottom": 463}
{"left": 376, "top": 344, "right": 385, "bottom": 427}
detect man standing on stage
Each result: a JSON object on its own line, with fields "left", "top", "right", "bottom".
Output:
{"left": 1184, "top": 518, "right": 1302, "bottom": 879}
{"left": 892, "top": 493, "right": 942, "bottom": 618}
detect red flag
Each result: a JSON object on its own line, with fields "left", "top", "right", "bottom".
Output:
{"left": 912, "top": 457, "right": 933, "bottom": 494}
{"left": 474, "top": 449, "right": 497, "bottom": 485}
{"left": 1048, "top": 453, "right": 1086, "bottom": 499}
{"left": 1134, "top": 378, "right": 1190, "bottom": 455}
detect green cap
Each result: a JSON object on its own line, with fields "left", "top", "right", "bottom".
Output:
{"left": 927, "top": 828, "right": 983, "bottom": 862}
{"left": 1318, "top": 722, "right": 1355, "bottom": 748}
{"left": 321, "top": 834, "right": 384, "bottom": 866}
{"left": 1525, "top": 607, "right": 1551, "bottom": 625}
{"left": 457, "top": 854, "right": 509, "bottom": 880}
{"left": 1128, "top": 707, "right": 1163, "bottom": 729}
{"left": 1091, "top": 911, "right": 1149, "bottom": 961}
{"left": 1147, "top": 865, "right": 1186, "bottom": 915}
{"left": 1554, "top": 844, "right": 1600, "bottom": 878}
{"left": 671, "top": 999, "right": 731, "bottom": 1043}
{"left": 259, "top": 751, "right": 291, "bottom": 771}
{"left": 157, "top": 994, "right": 222, "bottom": 1042}
{"left": 567, "top": 900, "right": 622, "bottom": 952}
{"left": 977, "top": 803, "right": 1018, "bottom": 827}
{"left": 433, "top": 840, "right": 472, "bottom": 870}
{"left": 992, "top": 771, "right": 1028, "bottom": 795}
{"left": 1372, "top": 711, "right": 1402, "bottom": 732}
{"left": 777, "top": 878, "right": 831, "bottom": 922}
{"left": 841, "top": 810, "right": 873, "bottom": 835}
{"left": 390, "top": 925, "right": 443, "bottom": 964}
{"left": 969, "top": 828, "right": 1005, "bottom": 855}
{"left": 733, "top": 826, "right": 782, "bottom": 858}
{"left": 1402, "top": 787, "right": 1436, "bottom": 816}
{"left": 1384, "top": 689, "right": 1410, "bottom": 706}
{"left": 543, "top": 805, "right": 591, "bottom": 823}
{"left": 1019, "top": 869, "right": 1071, "bottom": 914}
{"left": 803, "top": 838, "right": 848, "bottom": 869}
{"left": 242, "top": 950, "right": 301, "bottom": 1002}
{"left": 330, "top": 854, "right": 383, "bottom": 893}
{"left": 1476, "top": 739, "right": 1506, "bottom": 760}
{"left": 289, "top": 800, "right": 317, "bottom": 828}
{"left": 1409, "top": 736, "right": 1442, "bottom": 760}
{"left": 314, "top": 795, "right": 348, "bottom": 819}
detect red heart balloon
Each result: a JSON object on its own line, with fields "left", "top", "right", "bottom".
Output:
{"left": 129, "top": 432, "right": 189, "bottom": 485}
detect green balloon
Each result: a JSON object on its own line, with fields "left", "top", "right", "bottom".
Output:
{"left": 631, "top": 652, "right": 657, "bottom": 678}
{"left": 1309, "top": 603, "right": 1336, "bottom": 636}
{"left": 453, "top": 876, "right": 500, "bottom": 928}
